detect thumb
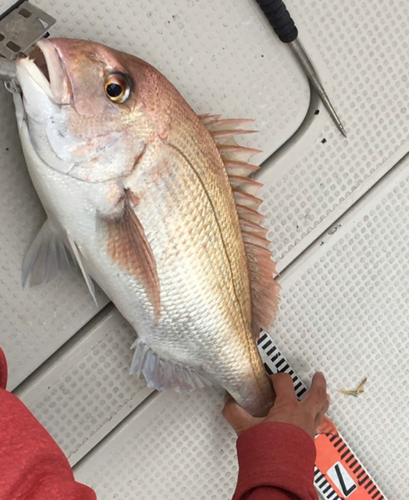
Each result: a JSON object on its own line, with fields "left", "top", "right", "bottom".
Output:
{"left": 222, "top": 394, "right": 261, "bottom": 435}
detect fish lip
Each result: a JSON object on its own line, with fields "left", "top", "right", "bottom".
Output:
{"left": 37, "top": 38, "right": 71, "bottom": 104}
{"left": 16, "top": 38, "right": 70, "bottom": 104}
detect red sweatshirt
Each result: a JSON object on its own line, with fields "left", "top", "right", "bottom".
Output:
{"left": 0, "top": 348, "right": 317, "bottom": 500}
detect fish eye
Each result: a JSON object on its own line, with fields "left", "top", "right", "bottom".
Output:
{"left": 104, "top": 73, "right": 130, "bottom": 103}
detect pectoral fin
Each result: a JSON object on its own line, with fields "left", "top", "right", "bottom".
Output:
{"left": 98, "top": 190, "right": 160, "bottom": 319}
{"left": 22, "top": 219, "right": 74, "bottom": 287}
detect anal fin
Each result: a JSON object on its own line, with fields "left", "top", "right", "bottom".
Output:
{"left": 130, "top": 338, "right": 213, "bottom": 392}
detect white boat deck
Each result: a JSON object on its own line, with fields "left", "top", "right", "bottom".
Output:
{"left": 1, "top": 0, "right": 408, "bottom": 498}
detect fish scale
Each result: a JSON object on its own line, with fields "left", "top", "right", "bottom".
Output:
{"left": 135, "top": 148, "right": 248, "bottom": 360}
{"left": 125, "top": 144, "right": 268, "bottom": 407}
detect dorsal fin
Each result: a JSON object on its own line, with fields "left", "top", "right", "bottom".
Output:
{"left": 201, "top": 118, "right": 255, "bottom": 131}
{"left": 218, "top": 144, "right": 262, "bottom": 162}
{"left": 202, "top": 115, "right": 281, "bottom": 336}
{"left": 209, "top": 129, "right": 257, "bottom": 142}
{"left": 239, "top": 220, "right": 269, "bottom": 239}
{"left": 225, "top": 160, "right": 259, "bottom": 177}
{"left": 236, "top": 204, "right": 265, "bottom": 224}
{"left": 199, "top": 114, "right": 222, "bottom": 125}
{"left": 228, "top": 176, "right": 263, "bottom": 196}
{"left": 233, "top": 189, "right": 263, "bottom": 211}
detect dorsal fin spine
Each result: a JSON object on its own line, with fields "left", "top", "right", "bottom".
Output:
{"left": 201, "top": 114, "right": 280, "bottom": 336}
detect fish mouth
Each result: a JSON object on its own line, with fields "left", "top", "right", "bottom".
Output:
{"left": 16, "top": 38, "right": 70, "bottom": 104}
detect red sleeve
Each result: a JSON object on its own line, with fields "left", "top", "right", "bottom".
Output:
{"left": 0, "top": 348, "right": 96, "bottom": 500}
{"left": 232, "top": 421, "right": 318, "bottom": 500}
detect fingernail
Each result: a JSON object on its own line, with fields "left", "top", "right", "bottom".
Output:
{"left": 326, "top": 394, "right": 331, "bottom": 404}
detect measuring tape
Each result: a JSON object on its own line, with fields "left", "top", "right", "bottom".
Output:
{"left": 257, "top": 331, "right": 387, "bottom": 500}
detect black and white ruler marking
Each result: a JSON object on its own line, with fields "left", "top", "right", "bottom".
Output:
{"left": 257, "top": 331, "right": 387, "bottom": 500}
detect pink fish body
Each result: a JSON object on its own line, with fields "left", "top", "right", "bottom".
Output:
{"left": 14, "top": 38, "right": 280, "bottom": 416}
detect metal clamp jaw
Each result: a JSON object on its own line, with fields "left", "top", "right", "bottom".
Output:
{"left": 0, "top": 0, "right": 56, "bottom": 92}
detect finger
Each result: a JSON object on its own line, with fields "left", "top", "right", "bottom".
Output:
{"left": 301, "top": 372, "right": 328, "bottom": 415}
{"left": 315, "top": 394, "right": 330, "bottom": 429}
{"left": 315, "top": 414, "right": 338, "bottom": 437}
{"left": 222, "top": 394, "right": 260, "bottom": 435}
{"left": 271, "top": 373, "right": 298, "bottom": 404}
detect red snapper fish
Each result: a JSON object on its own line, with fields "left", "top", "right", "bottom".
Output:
{"left": 14, "top": 38, "right": 280, "bottom": 417}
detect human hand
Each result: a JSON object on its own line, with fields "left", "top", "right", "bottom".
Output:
{"left": 223, "top": 372, "right": 330, "bottom": 439}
